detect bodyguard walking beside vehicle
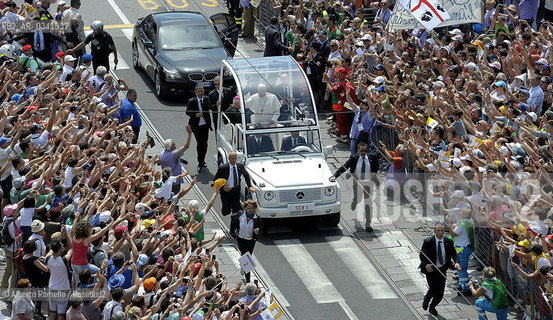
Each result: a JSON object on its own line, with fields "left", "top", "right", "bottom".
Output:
{"left": 214, "top": 152, "right": 255, "bottom": 216}
{"left": 186, "top": 86, "right": 211, "bottom": 171}
{"left": 331, "top": 142, "right": 378, "bottom": 232}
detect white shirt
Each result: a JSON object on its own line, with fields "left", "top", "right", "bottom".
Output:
{"left": 47, "top": 255, "right": 71, "bottom": 289}
{"left": 0, "top": 146, "right": 14, "bottom": 180}
{"left": 237, "top": 212, "right": 256, "bottom": 240}
{"left": 103, "top": 301, "right": 122, "bottom": 320}
{"left": 0, "top": 12, "right": 24, "bottom": 34}
{"left": 197, "top": 97, "right": 207, "bottom": 126}
{"left": 63, "top": 166, "right": 75, "bottom": 189}
{"left": 453, "top": 220, "right": 471, "bottom": 247}
{"left": 227, "top": 165, "right": 239, "bottom": 188}
{"left": 154, "top": 176, "right": 176, "bottom": 199}
{"left": 60, "top": 64, "right": 74, "bottom": 82}
{"left": 87, "top": 75, "right": 105, "bottom": 92}
{"left": 20, "top": 207, "right": 34, "bottom": 227}
{"left": 29, "top": 233, "right": 46, "bottom": 257}
{"left": 246, "top": 93, "right": 280, "bottom": 123}
{"left": 61, "top": 7, "right": 84, "bottom": 40}
{"left": 4, "top": 217, "right": 20, "bottom": 252}
{"left": 355, "top": 156, "right": 370, "bottom": 180}
{"left": 328, "top": 50, "right": 341, "bottom": 61}
{"left": 30, "top": 129, "right": 50, "bottom": 149}
{"left": 434, "top": 236, "right": 446, "bottom": 268}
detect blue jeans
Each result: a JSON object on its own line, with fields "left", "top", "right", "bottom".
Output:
{"left": 350, "top": 137, "right": 358, "bottom": 156}
{"left": 71, "top": 263, "right": 100, "bottom": 286}
{"left": 457, "top": 245, "right": 473, "bottom": 291}
{"left": 475, "top": 298, "right": 508, "bottom": 320}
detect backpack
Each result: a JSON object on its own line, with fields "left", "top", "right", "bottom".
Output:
{"left": 14, "top": 238, "right": 40, "bottom": 278}
{"left": 46, "top": 254, "right": 72, "bottom": 284}
{"left": 0, "top": 219, "right": 16, "bottom": 247}
{"left": 14, "top": 247, "right": 26, "bottom": 276}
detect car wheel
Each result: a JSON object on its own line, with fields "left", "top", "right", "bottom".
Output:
{"left": 132, "top": 42, "right": 140, "bottom": 69}
{"left": 323, "top": 212, "right": 340, "bottom": 227}
{"left": 155, "top": 71, "right": 166, "bottom": 98}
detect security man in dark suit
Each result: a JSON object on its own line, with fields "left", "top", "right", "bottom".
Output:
{"left": 208, "top": 76, "right": 233, "bottom": 131}
{"left": 186, "top": 86, "right": 212, "bottom": 171}
{"left": 419, "top": 223, "right": 461, "bottom": 317}
{"left": 331, "top": 142, "right": 379, "bottom": 232}
{"left": 264, "top": 17, "right": 293, "bottom": 57}
{"left": 214, "top": 152, "right": 255, "bottom": 216}
{"left": 281, "top": 131, "right": 306, "bottom": 151}
{"left": 246, "top": 133, "right": 274, "bottom": 155}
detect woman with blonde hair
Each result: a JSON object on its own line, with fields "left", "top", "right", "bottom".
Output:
{"left": 468, "top": 267, "right": 509, "bottom": 320}
{"left": 230, "top": 199, "right": 261, "bottom": 283}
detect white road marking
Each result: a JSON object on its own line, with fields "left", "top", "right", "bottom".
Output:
{"left": 121, "top": 28, "right": 134, "bottom": 42}
{"left": 216, "top": 234, "right": 290, "bottom": 307}
{"left": 326, "top": 236, "right": 398, "bottom": 299}
{"left": 106, "top": 0, "right": 131, "bottom": 25}
{"left": 339, "top": 301, "right": 360, "bottom": 320}
{"left": 274, "top": 239, "right": 343, "bottom": 304}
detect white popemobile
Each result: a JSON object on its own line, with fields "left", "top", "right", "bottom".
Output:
{"left": 215, "top": 56, "right": 341, "bottom": 227}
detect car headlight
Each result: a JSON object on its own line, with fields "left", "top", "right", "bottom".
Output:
{"left": 264, "top": 191, "right": 274, "bottom": 201}
{"left": 223, "top": 69, "right": 232, "bottom": 77}
{"left": 165, "top": 70, "right": 181, "bottom": 80}
{"left": 325, "top": 186, "right": 335, "bottom": 197}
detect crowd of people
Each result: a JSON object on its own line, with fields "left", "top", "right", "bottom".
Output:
{"left": 252, "top": 0, "right": 553, "bottom": 317}
{"left": 0, "top": 1, "right": 271, "bottom": 320}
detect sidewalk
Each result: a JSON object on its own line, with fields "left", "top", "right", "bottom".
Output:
{"left": 319, "top": 118, "right": 514, "bottom": 320}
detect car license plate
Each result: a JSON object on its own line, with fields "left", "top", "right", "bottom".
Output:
{"left": 288, "top": 203, "right": 313, "bottom": 212}
{"left": 197, "top": 81, "right": 211, "bottom": 87}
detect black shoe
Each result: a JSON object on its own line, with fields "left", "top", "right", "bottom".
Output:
{"left": 365, "top": 226, "right": 373, "bottom": 232}
{"left": 351, "top": 201, "right": 356, "bottom": 210}
{"left": 422, "top": 298, "right": 429, "bottom": 311}
{"left": 429, "top": 307, "right": 438, "bottom": 317}
{"left": 198, "top": 162, "right": 207, "bottom": 168}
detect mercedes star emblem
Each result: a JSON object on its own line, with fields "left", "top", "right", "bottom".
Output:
{"left": 296, "top": 191, "right": 305, "bottom": 200}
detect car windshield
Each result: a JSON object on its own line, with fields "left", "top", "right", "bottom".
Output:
{"left": 245, "top": 129, "right": 322, "bottom": 157}
{"left": 158, "top": 24, "right": 221, "bottom": 50}
{"left": 226, "top": 57, "right": 317, "bottom": 129}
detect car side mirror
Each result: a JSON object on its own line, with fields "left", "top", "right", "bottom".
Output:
{"left": 143, "top": 41, "right": 154, "bottom": 49}
{"left": 323, "top": 145, "right": 334, "bottom": 157}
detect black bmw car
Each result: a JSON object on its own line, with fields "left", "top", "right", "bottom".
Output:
{"left": 132, "top": 11, "right": 239, "bottom": 98}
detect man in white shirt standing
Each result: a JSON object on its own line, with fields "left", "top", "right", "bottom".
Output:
{"left": 47, "top": 239, "right": 72, "bottom": 320}
{"left": 60, "top": 55, "right": 77, "bottom": 82}
{"left": 29, "top": 220, "right": 46, "bottom": 258}
{"left": 61, "top": 0, "right": 85, "bottom": 50}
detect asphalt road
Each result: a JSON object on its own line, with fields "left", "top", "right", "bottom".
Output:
{"left": 79, "top": 1, "right": 418, "bottom": 319}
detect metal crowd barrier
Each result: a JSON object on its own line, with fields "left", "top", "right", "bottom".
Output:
{"left": 473, "top": 227, "right": 553, "bottom": 320}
